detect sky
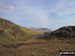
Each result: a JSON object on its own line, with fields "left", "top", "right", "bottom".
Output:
{"left": 0, "top": 0, "right": 75, "bottom": 30}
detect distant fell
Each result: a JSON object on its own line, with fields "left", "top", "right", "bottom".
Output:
{"left": 43, "top": 26, "right": 75, "bottom": 39}
{"left": 31, "top": 28, "right": 51, "bottom": 33}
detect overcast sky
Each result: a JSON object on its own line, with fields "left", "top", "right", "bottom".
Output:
{"left": 0, "top": 0, "right": 75, "bottom": 30}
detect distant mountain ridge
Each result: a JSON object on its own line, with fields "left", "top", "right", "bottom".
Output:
{"left": 31, "top": 28, "right": 51, "bottom": 33}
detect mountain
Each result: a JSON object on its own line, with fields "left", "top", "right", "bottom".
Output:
{"left": 0, "top": 18, "right": 26, "bottom": 38}
{"left": 31, "top": 28, "right": 51, "bottom": 33}
{"left": 0, "top": 18, "right": 41, "bottom": 44}
{"left": 43, "top": 26, "right": 75, "bottom": 39}
{"left": 0, "top": 18, "right": 75, "bottom": 56}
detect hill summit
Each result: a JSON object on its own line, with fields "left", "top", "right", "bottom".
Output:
{"left": 0, "top": 18, "right": 26, "bottom": 38}
{"left": 44, "top": 26, "right": 75, "bottom": 39}
{"left": 0, "top": 18, "right": 42, "bottom": 44}
{"left": 0, "top": 18, "right": 41, "bottom": 43}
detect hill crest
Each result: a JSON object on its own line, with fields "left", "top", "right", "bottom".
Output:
{"left": 43, "top": 26, "right": 75, "bottom": 39}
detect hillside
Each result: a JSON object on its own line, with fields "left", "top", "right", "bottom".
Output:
{"left": 0, "top": 19, "right": 27, "bottom": 36}
{"left": 0, "top": 18, "right": 41, "bottom": 44}
{"left": 43, "top": 26, "right": 75, "bottom": 39}
{"left": 0, "top": 18, "right": 75, "bottom": 56}
{"left": 21, "top": 27, "right": 42, "bottom": 35}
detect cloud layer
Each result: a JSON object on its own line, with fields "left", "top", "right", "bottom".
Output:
{"left": 0, "top": 0, "right": 14, "bottom": 13}
{"left": 0, "top": 0, "right": 75, "bottom": 30}
{"left": 49, "top": 0, "right": 75, "bottom": 30}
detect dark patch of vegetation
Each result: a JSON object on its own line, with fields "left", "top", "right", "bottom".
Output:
{"left": 43, "top": 26, "right": 75, "bottom": 39}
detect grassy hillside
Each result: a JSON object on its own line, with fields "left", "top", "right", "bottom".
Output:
{"left": 21, "top": 26, "right": 42, "bottom": 35}
{"left": 0, "top": 18, "right": 42, "bottom": 45}
{"left": 0, "top": 18, "right": 75, "bottom": 56}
